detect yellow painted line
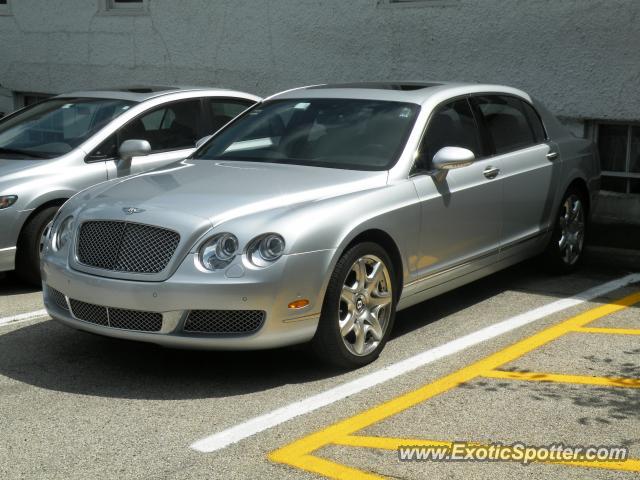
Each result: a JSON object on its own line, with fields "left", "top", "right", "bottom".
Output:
{"left": 484, "top": 370, "right": 640, "bottom": 388}
{"left": 269, "top": 291, "right": 640, "bottom": 478}
{"left": 576, "top": 326, "right": 640, "bottom": 335}
{"left": 334, "top": 435, "right": 640, "bottom": 472}
{"left": 335, "top": 435, "right": 454, "bottom": 450}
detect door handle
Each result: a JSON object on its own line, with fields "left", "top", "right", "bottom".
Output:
{"left": 483, "top": 166, "right": 500, "bottom": 179}
{"left": 546, "top": 151, "right": 559, "bottom": 160}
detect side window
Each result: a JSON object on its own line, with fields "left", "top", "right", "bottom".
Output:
{"left": 474, "top": 95, "right": 538, "bottom": 154}
{"left": 416, "top": 98, "right": 480, "bottom": 170}
{"left": 87, "top": 100, "right": 202, "bottom": 160}
{"left": 519, "top": 100, "right": 546, "bottom": 143}
{"left": 120, "top": 100, "right": 202, "bottom": 152}
{"left": 207, "top": 99, "right": 254, "bottom": 132}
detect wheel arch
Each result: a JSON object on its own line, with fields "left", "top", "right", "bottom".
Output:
{"left": 341, "top": 228, "right": 405, "bottom": 301}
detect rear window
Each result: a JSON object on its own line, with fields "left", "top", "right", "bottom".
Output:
{"left": 474, "top": 95, "right": 542, "bottom": 155}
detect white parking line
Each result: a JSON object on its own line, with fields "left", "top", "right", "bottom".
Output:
{"left": 190, "top": 272, "right": 640, "bottom": 453}
{"left": 0, "top": 309, "right": 48, "bottom": 327}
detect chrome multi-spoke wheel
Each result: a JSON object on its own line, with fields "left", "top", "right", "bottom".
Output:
{"left": 339, "top": 254, "right": 393, "bottom": 357}
{"left": 557, "top": 194, "right": 585, "bottom": 266}
{"left": 39, "top": 220, "right": 53, "bottom": 259}
{"left": 312, "top": 242, "right": 397, "bottom": 368}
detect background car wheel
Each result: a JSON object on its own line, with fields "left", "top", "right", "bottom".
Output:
{"left": 312, "top": 242, "right": 397, "bottom": 369}
{"left": 544, "top": 188, "right": 587, "bottom": 274}
{"left": 15, "top": 206, "right": 59, "bottom": 287}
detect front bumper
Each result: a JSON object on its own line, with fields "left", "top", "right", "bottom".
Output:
{"left": 42, "top": 248, "right": 336, "bottom": 350}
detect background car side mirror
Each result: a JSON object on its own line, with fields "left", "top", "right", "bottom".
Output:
{"left": 115, "top": 139, "right": 151, "bottom": 177}
{"left": 432, "top": 146, "right": 475, "bottom": 170}
{"left": 118, "top": 139, "right": 151, "bottom": 164}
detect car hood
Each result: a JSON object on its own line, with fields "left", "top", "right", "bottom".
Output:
{"left": 84, "top": 159, "right": 388, "bottom": 226}
{"left": 0, "top": 158, "right": 51, "bottom": 178}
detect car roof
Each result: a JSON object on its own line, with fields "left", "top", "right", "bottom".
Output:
{"left": 55, "top": 85, "right": 257, "bottom": 103}
{"left": 267, "top": 81, "right": 532, "bottom": 105}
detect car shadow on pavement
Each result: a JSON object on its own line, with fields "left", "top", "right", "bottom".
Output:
{"left": 0, "top": 257, "right": 633, "bottom": 401}
{"left": 0, "top": 272, "right": 40, "bottom": 295}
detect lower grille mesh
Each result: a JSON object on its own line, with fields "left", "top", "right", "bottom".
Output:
{"left": 47, "top": 286, "right": 69, "bottom": 311}
{"left": 68, "top": 299, "right": 162, "bottom": 332}
{"left": 109, "top": 308, "right": 162, "bottom": 332}
{"left": 69, "top": 299, "right": 108, "bottom": 326}
{"left": 184, "top": 310, "right": 265, "bottom": 334}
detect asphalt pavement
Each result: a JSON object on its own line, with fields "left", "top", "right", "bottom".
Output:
{"left": 1, "top": 254, "right": 639, "bottom": 479}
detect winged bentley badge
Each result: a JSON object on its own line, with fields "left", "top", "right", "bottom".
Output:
{"left": 123, "top": 207, "right": 145, "bottom": 215}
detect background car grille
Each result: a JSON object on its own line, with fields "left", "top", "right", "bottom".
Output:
{"left": 184, "top": 310, "right": 265, "bottom": 334}
{"left": 77, "top": 221, "right": 180, "bottom": 274}
{"left": 68, "top": 299, "right": 162, "bottom": 332}
{"left": 47, "top": 286, "right": 69, "bottom": 311}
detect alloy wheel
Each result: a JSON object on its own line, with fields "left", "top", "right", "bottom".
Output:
{"left": 338, "top": 254, "right": 393, "bottom": 356}
{"left": 558, "top": 194, "right": 585, "bottom": 266}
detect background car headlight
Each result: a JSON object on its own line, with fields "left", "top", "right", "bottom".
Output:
{"left": 0, "top": 195, "right": 18, "bottom": 209}
{"left": 54, "top": 216, "right": 74, "bottom": 251}
{"left": 199, "top": 233, "right": 239, "bottom": 270}
{"left": 247, "top": 233, "right": 285, "bottom": 267}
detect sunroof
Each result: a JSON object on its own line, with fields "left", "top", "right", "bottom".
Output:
{"left": 309, "top": 82, "right": 440, "bottom": 91}
{"left": 112, "top": 86, "right": 179, "bottom": 94}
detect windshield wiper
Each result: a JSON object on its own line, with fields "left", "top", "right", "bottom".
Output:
{"left": 0, "top": 147, "right": 51, "bottom": 159}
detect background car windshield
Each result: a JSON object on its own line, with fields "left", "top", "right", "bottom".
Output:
{"left": 194, "top": 99, "right": 419, "bottom": 170}
{"left": 0, "top": 98, "right": 135, "bottom": 159}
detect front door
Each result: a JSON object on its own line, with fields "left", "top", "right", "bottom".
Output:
{"left": 410, "top": 97, "right": 503, "bottom": 289}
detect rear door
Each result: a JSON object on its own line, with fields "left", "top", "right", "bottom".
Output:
{"left": 471, "top": 94, "right": 560, "bottom": 257}
{"left": 411, "top": 97, "right": 503, "bottom": 285}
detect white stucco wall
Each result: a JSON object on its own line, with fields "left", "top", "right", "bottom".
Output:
{"left": 1, "top": 0, "right": 639, "bottom": 122}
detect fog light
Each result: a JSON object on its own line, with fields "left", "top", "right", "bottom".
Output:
{"left": 288, "top": 299, "right": 310, "bottom": 310}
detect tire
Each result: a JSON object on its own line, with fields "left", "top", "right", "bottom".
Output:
{"left": 15, "top": 206, "right": 59, "bottom": 287}
{"left": 312, "top": 242, "right": 397, "bottom": 369}
{"left": 544, "top": 187, "right": 588, "bottom": 274}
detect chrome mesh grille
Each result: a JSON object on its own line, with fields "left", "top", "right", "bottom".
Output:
{"left": 47, "top": 286, "right": 69, "bottom": 311}
{"left": 184, "top": 310, "right": 265, "bottom": 334}
{"left": 77, "top": 221, "right": 180, "bottom": 274}
{"left": 109, "top": 308, "right": 162, "bottom": 332}
{"left": 69, "top": 299, "right": 162, "bottom": 332}
{"left": 69, "top": 299, "right": 109, "bottom": 326}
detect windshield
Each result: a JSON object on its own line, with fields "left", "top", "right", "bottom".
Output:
{"left": 194, "top": 98, "right": 419, "bottom": 170}
{"left": 0, "top": 97, "right": 135, "bottom": 159}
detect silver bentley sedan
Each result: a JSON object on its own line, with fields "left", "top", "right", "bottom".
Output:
{"left": 41, "top": 82, "right": 600, "bottom": 368}
{"left": 0, "top": 86, "right": 260, "bottom": 284}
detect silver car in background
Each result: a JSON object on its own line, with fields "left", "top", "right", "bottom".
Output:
{"left": 0, "top": 86, "right": 260, "bottom": 284}
{"left": 42, "top": 82, "right": 600, "bottom": 368}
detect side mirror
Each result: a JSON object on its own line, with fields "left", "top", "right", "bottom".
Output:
{"left": 432, "top": 147, "right": 475, "bottom": 170}
{"left": 118, "top": 139, "right": 151, "bottom": 164}
{"left": 195, "top": 135, "right": 213, "bottom": 149}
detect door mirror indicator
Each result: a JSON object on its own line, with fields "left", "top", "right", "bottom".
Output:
{"left": 432, "top": 147, "right": 475, "bottom": 170}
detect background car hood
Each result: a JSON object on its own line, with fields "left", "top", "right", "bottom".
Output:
{"left": 87, "top": 159, "right": 388, "bottom": 225}
{"left": 0, "top": 158, "right": 51, "bottom": 178}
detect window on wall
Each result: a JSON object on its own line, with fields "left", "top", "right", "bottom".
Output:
{"left": 596, "top": 123, "right": 640, "bottom": 194}
{"left": 0, "top": 0, "right": 11, "bottom": 15}
{"left": 103, "top": 0, "right": 147, "bottom": 13}
{"left": 15, "top": 92, "right": 55, "bottom": 108}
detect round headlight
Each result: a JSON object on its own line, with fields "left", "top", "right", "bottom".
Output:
{"left": 259, "top": 234, "right": 285, "bottom": 261}
{"left": 247, "top": 233, "right": 286, "bottom": 267}
{"left": 199, "top": 233, "right": 239, "bottom": 271}
{"left": 55, "top": 216, "right": 74, "bottom": 251}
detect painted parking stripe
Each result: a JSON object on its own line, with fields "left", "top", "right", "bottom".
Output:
{"left": 269, "top": 291, "right": 640, "bottom": 478}
{"left": 190, "top": 272, "right": 640, "bottom": 453}
{"left": 0, "top": 309, "right": 48, "bottom": 327}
